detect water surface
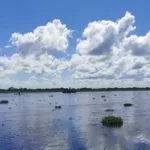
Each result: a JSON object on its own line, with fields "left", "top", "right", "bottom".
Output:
{"left": 0, "top": 91, "right": 150, "bottom": 150}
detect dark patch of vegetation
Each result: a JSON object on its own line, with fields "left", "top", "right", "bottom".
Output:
{"left": 62, "top": 88, "right": 77, "bottom": 93}
{"left": 49, "top": 95, "right": 53, "bottom": 97}
{"left": 69, "top": 117, "right": 73, "bottom": 120}
{"left": 55, "top": 106, "right": 62, "bottom": 109}
{"left": 105, "top": 109, "right": 114, "bottom": 112}
{"left": 101, "top": 116, "right": 123, "bottom": 127}
{"left": 101, "top": 95, "right": 106, "bottom": 98}
{"left": 0, "top": 100, "right": 9, "bottom": 104}
{"left": 124, "top": 103, "right": 133, "bottom": 107}
{"left": 0, "top": 87, "right": 150, "bottom": 94}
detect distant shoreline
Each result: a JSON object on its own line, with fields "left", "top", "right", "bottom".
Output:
{"left": 0, "top": 87, "right": 150, "bottom": 93}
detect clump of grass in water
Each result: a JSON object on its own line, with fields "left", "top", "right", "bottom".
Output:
{"left": 55, "top": 106, "right": 62, "bottom": 109}
{"left": 0, "top": 100, "right": 9, "bottom": 104}
{"left": 105, "top": 109, "right": 114, "bottom": 112}
{"left": 101, "top": 116, "right": 123, "bottom": 127}
{"left": 124, "top": 103, "right": 133, "bottom": 107}
{"left": 101, "top": 95, "right": 106, "bottom": 98}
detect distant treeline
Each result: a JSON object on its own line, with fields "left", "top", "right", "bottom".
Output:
{"left": 0, "top": 87, "right": 150, "bottom": 93}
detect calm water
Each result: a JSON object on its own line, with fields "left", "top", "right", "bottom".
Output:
{"left": 0, "top": 91, "right": 150, "bottom": 150}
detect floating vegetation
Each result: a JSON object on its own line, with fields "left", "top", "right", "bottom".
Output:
{"left": 55, "top": 106, "right": 62, "bottom": 109}
{"left": 49, "top": 95, "right": 54, "bottom": 97}
{"left": 124, "top": 103, "right": 133, "bottom": 107}
{"left": 101, "top": 116, "right": 123, "bottom": 127}
{"left": 101, "top": 95, "right": 106, "bottom": 98}
{"left": 105, "top": 109, "right": 114, "bottom": 112}
{"left": 0, "top": 100, "right": 9, "bottom": 104}
{"left": 69, "top": 117, "right": 73, "bottom": 120}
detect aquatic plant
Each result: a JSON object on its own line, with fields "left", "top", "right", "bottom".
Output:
{"left": 49, "top": 95, "right": 54, "bottom": 97}
{"left": 105, "top": 109, "right": 114, "bottom": 112}
{"left": 101, "top": 116, "right": 123, "bottom": 127}
{"left": 124, "top": 103, "right": 133, "bottom": 107}
{"left": 0, "top": 100, "right": 9, "bottom": 104}
{"left": 69, "top": 117, "right": 73, "bottom": 120}
{"left": 55, "top": 106, "right": 62, "bottom": 109}
{"left": 101, "top": 95, "right": 106, "bottom": 98}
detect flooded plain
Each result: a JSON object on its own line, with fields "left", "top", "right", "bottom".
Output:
{"left": 0, "top": 91, "right": 150, "bottom": 150}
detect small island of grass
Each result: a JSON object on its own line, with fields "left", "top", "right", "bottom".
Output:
{"left": 0, "top": 100, "right": 9, "bottom": 104}
{"left": 124, "top": 103, "right": 133, "bottom": 107}
{"left": 101, "top": 95, "right": 106, "bottom": 98}
{"left": 55, "top": 106, "right": 62, "bottom": 109}
{"left": 105, "top": 109, "right": 114, "bottom": 112}
{"left": 101, "top": 116, "right": 123, "bottom": 127}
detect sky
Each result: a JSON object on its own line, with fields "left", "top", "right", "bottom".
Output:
{"left": 0, "top": 0, "right": 150, "bottom": 88}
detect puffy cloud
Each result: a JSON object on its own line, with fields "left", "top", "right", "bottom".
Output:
{"left": 76, "top": 12, "right": 135, "bottom": 55}
{"left": 74, "top": 11, "right": 150, "bottom": 84}
{"left": 1, "top": 13, "right": 150, "bottom": 88}
{"left": 10, "top": 19, "right": 72, "bottom": 56}
{"left": 0, "top": 53, "right": 65, "bottom": 76}
{"left": 124, "top": 32, "right": 150, "bottom": 56}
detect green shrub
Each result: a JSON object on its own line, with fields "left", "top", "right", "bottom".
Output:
{"left": 101, "top": 116, "right": 123, "bottom": 127}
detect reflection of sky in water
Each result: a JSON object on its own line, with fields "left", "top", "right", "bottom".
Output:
{"left": 0, "top": 91, "right": 150, "bottom": 149}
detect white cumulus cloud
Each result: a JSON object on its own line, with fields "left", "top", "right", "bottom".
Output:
{"left": 1, "top": 13, "right": 150, "bottom": 88}
{"left": 76, "top": 12, "right": 135, "bottom": 55}
{"left": 10, "top": 19, "right": 72, "bottom": 56}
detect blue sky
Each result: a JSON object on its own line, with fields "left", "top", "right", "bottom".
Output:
{"left": 0, "top": 0, "right": 149, "bottom": 48}
{"left": 0, "top": 0, "right": 150, "bottom": 88}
